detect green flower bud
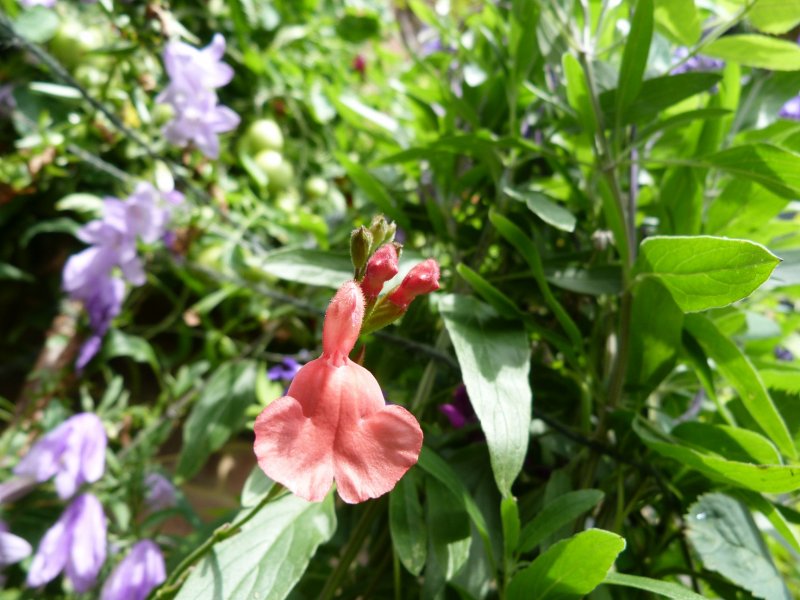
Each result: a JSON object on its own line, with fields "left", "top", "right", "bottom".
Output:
{"left": 350, "top": 226, "right": 373, "bottom": 277}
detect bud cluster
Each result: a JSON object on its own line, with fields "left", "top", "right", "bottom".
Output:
{"left": 347, "top": 215, "right": 440, "bottom": 334}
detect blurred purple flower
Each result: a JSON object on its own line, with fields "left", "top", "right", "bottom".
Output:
{"left": 27, "top": 493, "right": 107, "bottom": 593}
{"left": 775, "top": 346, "right": 794, "bottom": 362}
{"left": 144, "top": 473, "right": 177, "bottom": 513}
{"left": 19, "top": 0, "right": 56, "bottom": 7}
{"left": 0, "top": 85, "right": 15, "bottom": 117}
{"left": 100, "top": 540, "right": 166, "bottom": 600}
{"left": 157, "top": 34, "right": 239, "bottom": 158}
{"left": 14, "top": 413, "right": 107, "bottom": 500}
{"left": 161, "top": 92, "right": 240, "bottom": 159}
{"left": 439, "top": 384, "right": 477, "bottom": 429}
{"left": 672, "top": 47, "right": 724, "bottom": 74}
{"left": 0, "top": 521, "right": 32, "bottom": 567}
{"left": 267, "top": 357, "right": 302, "bottom": 382}
{"left": 779, "top": 95, "right": 800, "bottom": 120}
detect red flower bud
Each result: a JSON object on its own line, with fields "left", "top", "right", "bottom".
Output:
{"left": 360, "top": 244, "right": 399, "bottom": 300}
{"left": 387, "top": 259, "right": 440, "bottom": 308}
{"left": 353, "top": 55, "right": 366, "bottom": 75}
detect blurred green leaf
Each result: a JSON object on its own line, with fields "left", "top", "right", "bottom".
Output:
{"left": 103, "top": 330, "right": 159, "bottom": 370}
{"left": 11, "top": 6, "right": 58, "bottom": 43}
{"left": 456, "top": 264, "right": 521, "bottom": 319}
{"left": 634, "top": 419, "right": 800, "bottom": 493}
{"left": 603, "top": 572, "right": 707, "bottom": 599}
{"left": 336, "top": 153, "right": 410, "bottom": 230}
{"left": 616, "top": 0, "right": 653, "bottom": 119}
{"left": 251, "top": 248, "right": 351, "bottom": 288}
{"left": 177, "top": 360, "right": 258, "bottom": 480}
{"left": 563, "top": 53, "right": 596, "bottom": 137}
{"left": 684, "top": 314, "right": 796, "bottom": 459}
{"left": 653, "top": 0, "right": 701, "bottom": 45}
{"left": 0, "top": 262, "right": 32, "bottom": 282}
{"left": 56, "top": 193, "right": 104, "bottom": 216}
{"left": 503, "top": 187, "right": 576, "bottom": 232}
{"left": 517, "top": 490, "right": 604, "bottom": 554}
{"left": 704, "top": 35, "right": 800, "bottom": 70}
{"left": 389, "top": 472, "right": 427, "bottom": 576}
{"left": 437, "top": 294, "right": 531, "bottom": 497}
{"left": 671, "top": 422, "right": 781, "bottom": 465}
{"left": 705, "top": 144, "right": 800, "bottom": 198}
{"left": 749, "top": 0, "right": 800, "bottom": 33}
{"left": 507, "top": 529, "right": 625, "bottom": 600}
{"left": 686, "top": 493, "right": 791, "bottom": 600}
{"left": 635, "top": 236, "right": 780, "bottom": 312}
{"left": 175, "top": 492, "right": 336, "bottom": 600}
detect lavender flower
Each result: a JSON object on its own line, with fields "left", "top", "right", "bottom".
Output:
{"left": 100, "top": 540, "right": 166, "bottom": 600}
{"left": 779, "top": 95, "right": 800, "bottom": 120}
{"left": 27, "top": 493, "right": 107, "bottom": 593}
{"left": 672, "top": 47, "right": 724, "bottom": 74}
{"left": 157, "top": 34, "right": 239, "bottom": 158}
{"left": 14, "top": 413, "right": 107, "bottom": 500}
{"left": 144, "top": 473, "right": 177, "bottom": 513}
{"left": 0, "top": 521, "right": 32, "bottom": 567}
{"left": 267, "top": 357, "right": 302, "bottom": 382}
{"left": 775, "top": 346, "right": 794, "bottom": 362}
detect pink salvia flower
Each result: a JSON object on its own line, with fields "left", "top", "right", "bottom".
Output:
{"left": 253, "top": 281, "right": 423, "bottom": 503}
{"left": 360, "top": 244, "right": 399, "bottom": 301}
{"left": 387, "top": 259, "right": 440, "bottom": 308}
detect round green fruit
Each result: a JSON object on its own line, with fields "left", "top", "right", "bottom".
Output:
{"left": 243, "top": 119, "right": 284, "bottom": 153}
{"left": 254, "top": 150, "right": 295, "bottom": 191}
{"left": 50, "top": 21, "right": 105, "bottom": 70}
{"left": 304, "top": 176, "right": 329, "bottom": 199}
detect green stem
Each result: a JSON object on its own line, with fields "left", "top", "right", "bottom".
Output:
{"left": 319, "top": 499, "right": 384, "bottom": 600}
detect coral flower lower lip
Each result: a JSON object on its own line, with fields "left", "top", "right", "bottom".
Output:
{"left": 253, "top": 281, "right": 423, "bottom": 503}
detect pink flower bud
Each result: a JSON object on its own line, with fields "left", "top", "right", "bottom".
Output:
{"left": 387, "top": 259, "right": 440, "bottom": 308}
{"left": 360, "top": 244, "right": 399, "bottom": 300}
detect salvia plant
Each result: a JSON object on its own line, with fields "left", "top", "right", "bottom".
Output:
{"left": 0, "top": 0, "right": 800, "bottom": 599}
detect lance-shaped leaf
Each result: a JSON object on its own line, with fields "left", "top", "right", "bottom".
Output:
{"left": 437, "top": 295, "right": 532, "bottom": 497}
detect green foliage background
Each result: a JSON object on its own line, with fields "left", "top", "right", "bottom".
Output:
{"left": 1, "top": 0, "right": 800, "bottom": 598}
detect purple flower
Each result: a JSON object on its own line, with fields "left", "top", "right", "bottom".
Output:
{"left": 14, "top": 413, "right": 107, "bottom": 500}
{"left": 27, "top": 493, "right": 107, "bottom": 593}
{"left": 672, "top": 47, "right": 724, "bottom": 74}
{"left": 162, "top": 34, "right": 233, "bottom": 92}
{"left": 779, "top": 95, "right": 800, "bottom": 120}
{"left": 144, "top": 473, "right": 177, "bottom": 513}
{"left": 439, "top": 384, "right": 477, "bottom": 429}
{"left": 0, "top": 521, "right": 32, "bottom": 567}
{"left": 157, "top": 34, "right": 239, "bottom": 158}
{"left": 267, "top": 357, "right": 302, "bottom": 382}
{"left": 100, "top": 540, "right": 166, "bottom": 600}
{"left": 19, "top": 0, "right": 56, "bottom": 7}
{"left": 775, "top": 346, "right": 794, "bottom": 361}
{"left": 161, "top": 91, "right": 240, "bottom": 159}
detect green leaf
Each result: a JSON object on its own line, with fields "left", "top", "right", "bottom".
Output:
{"left": 503, "top": 187, "right": 576, "bottom": 232}
{"left": 0, "top": 262, "right": 33, "bottom": 283}
{"left": 544, "top": 265, "right": 622, "bottom": 296}
{"left": 628, "top": 277, "right": 683, "bottom": 394}
{"left": 501, "top": 496, "right": 521, "bottom": 563}
{"left": 671, "top": 422, "right": 781, "bottom": 465}
{"left": 659, "top": 167, "right": 702, "bottom": 235}
{"left": 177, "top": 360, "right": 258, "bottom": 480}
{"left": 336, "top": 153, "right": 410, "bottom": 230}
{"left": 507, "top": 529, "right": 625, "bottom": 600}
{"left": 336, "top": 8, "right": 380, "bottom": 43}
{"left": 599, "top": 72, "right": 722, "bottom": 126}
{"left": 653, "top": 0, "right": 701, "bottom": 45}
{"left": 734, "top": 490, "right": 800, "bottom": 554}
{"left": 389, "top": 472, "right": 427, "bottom": 576}
{"left": 635, "top": 236, "right": 780, "bottom": 312}
{"left": 684, "top": 314, "right": 796, "bottom": 459}
{"left": 517, "top": 490, "right": 604, "bottom": 554}
{"left": 251, "top": 248, "right": 352, "bottom": 288}
{"left": 21, "top": 217, "right": 79, "bottom": 246}
{"left": 456, "top": 264, "right": 521, "bottom": 319}
{"left": 749, "top": 0, "right": 800, "bottom": 34}
{"left": 704, "top": 143, "right": 800, "bottom": 199}
{"left": 704, "top": 34, "right": 800, "bottom": 71}
{"left": 12, "top": 6, "right": 59, "bottom": 43}
{"left": 686, "top": 493, "right": 791, "bottom": 600}
{"left": 616, "top": 0, "right": 653, "bottom": 118}
{"left": 241, "top": 467, "right": 274, "bottom": 508}
{"left": 562, "top": 53, "right": 596, "bottom": 137}
{"left": 489, "top": 211, "right": 582, "bottom": 347}
{"left": 56, "top": 193, "right": 104, "bottom": 216}
{"left": 603, "top": 572, "right": 707, "bottom": 599}
{"left": 633, "top": 418, "right": 800, "bottom": 493}
{"left": 437, "top": 294, "right": 531, "bottom": 497}
{"left": 102, "top": 330, "right": 159, "bottom": 370}
{"left": 175, "top": 492, "right": 336, "bottom": 600}
{"left": 705, "top": 180, "right": 789, "bottom": 238}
